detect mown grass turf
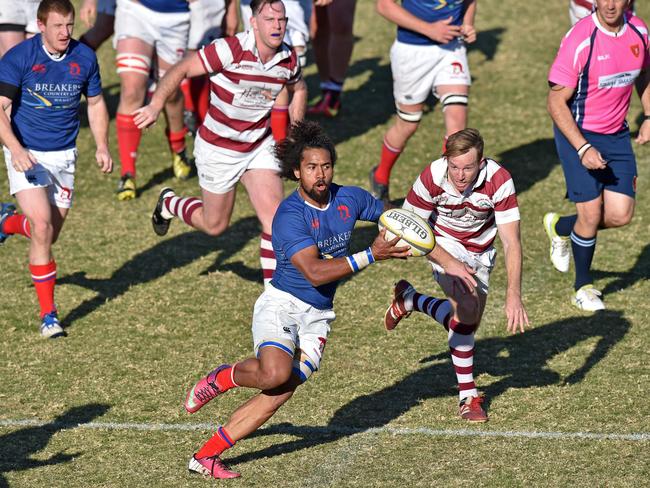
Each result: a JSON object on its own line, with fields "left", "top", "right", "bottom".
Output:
{"left": 1, "top": 0, "right": 649, "bottom": 486}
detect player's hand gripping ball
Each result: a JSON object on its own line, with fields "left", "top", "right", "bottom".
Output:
{"left": 378, "top": 208, "right": 435, "bottom": 257}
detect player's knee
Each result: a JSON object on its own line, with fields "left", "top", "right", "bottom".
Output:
{"left": 607, "top": 209, "right": 634, "bottom": 228}
{"left": 119, "top": 82, "right": 146, "bottom": 107}
{"left": 30, "top": 220, "right": 53, "bottom": 242}
{"left": 257, "top": 363, "right": 293, "bottom": 390}
{"left": 203, "top": 219, "right": 229, "bottom": 237}
{"left": 454, "top": 297, "right": 481, "bottom": 324}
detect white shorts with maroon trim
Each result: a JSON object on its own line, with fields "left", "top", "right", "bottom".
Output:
{"left": 188, "top": 0, "right": 226, "bottom": 50}
{"left": 4, "top": 146, "right": 77, "bottom": 209}
{"left": 193, "top": 133, "right": 279, "bottom": 194}
{"left": 429, "top": 236, "right": 496, "bottom": 295}
{"left": 391, "top": 39, "right": 471, "bottom": 106}
{"left": 113, "top": 0, "right": 189, "bottom": 66}
{"left": 0, "top": 0, "right": 39, "bottom": 33}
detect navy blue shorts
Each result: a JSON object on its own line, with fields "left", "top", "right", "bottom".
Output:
{"left": 554, "top": 126, "right": 637, "bottom": 203}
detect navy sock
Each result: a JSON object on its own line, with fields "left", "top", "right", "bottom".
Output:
{"left": 571, "top": 231, "right": 596, "bottom": 290}
{"left": 556, "top": 215, "right": 577, "bottom": 237}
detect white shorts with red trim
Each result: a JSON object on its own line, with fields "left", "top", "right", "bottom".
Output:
{"left": 0, "top": 0, "right": 39, "bottom": 33}
{"left": 429, "top": 236, "right": 496, "bottom": 295}
{"left": 391, "top": 39, "right": 471, "bottom": 106}
{"left": 193, "top": 133, "right": 280, "bottom": 194}
{"left": 4, "top": 146, "right": 77, "bottom": 209}
{"left": 113, "top": 0, "right": 189, "bottom": 66}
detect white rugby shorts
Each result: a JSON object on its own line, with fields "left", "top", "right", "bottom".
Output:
{"left": 98, "top": 0, "right": 117, "bottom": 16}
{"left": 252, "top": 284, "right": 335, "bottom": 374}
{"left": 188, "top": 0, "right": 226, "bottom": 50}
{"left": 0, "top": 0, "right": 40, "bottom": 33}
{"left": 429, "top": 236, "right": 496, "bottom": 295}
{"left": 113, "top": 0, "right": 189, "bottom": 66}
{"left": 390, "top": 39, "right": 471, "bottom": 106}
{"left": 240, "top": 0, "right": 311, "bottom": 47}
{"left": 4, "top": 146, "right": 77, "bottom": 209}
{"left": 193, "top": 134, "right": 280, "bottom": 194}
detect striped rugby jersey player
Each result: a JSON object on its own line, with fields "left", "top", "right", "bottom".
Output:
{"left": 197, "top": 30, "right": 301, "bottom": 156}
{"left": 403, "top": 157, "right": 520, "bottom": 253}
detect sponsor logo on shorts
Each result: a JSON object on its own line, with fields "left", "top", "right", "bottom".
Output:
{"left": 283, "top": 326, "right": 291, "bottom": 333}
{"left": 451, "top": 61, "right": 464, "bottom": 75}
{"left": 60, "top": 187, "right": 72, "bottom": 201}
{"left": 27, "top": 174, "right": 37, "bottom": 183}
{"left": 318, "top": 337, "right": 327, "bottom": 353}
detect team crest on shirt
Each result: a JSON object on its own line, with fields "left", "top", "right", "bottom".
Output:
{"left": 311, "top": 218, "right": 320, "bottom": 229}
{"left": 337, "top": 205, "right": 350, "bottom": 222}
{"left": 31, "top": 64, "right": 46, "bottom": 73}
{"left": 68, "top": 62, "right": 80, "bottom": 76}
{"left": 631, "top": 44, "right": 640, "bottom": 57}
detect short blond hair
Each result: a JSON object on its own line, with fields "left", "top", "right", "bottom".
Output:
{"left": 37, "top": 0, "right": 75, "bottom": 24}
{"left": 444, "top": 128, "right": 484, "bottom": 161}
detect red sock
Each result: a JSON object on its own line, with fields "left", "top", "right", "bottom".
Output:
{"left": 2, "top": 214, "right": 31, "bottom": 238}
{"left": 196, "top": 426, "right": 236, "bottom": 458}
{"left": 163, "top": 195, "right": 203, "bottom": 227}
{"left": 166, "top": 127, "right": 188, "bottom": 154}
{"left": 190, "top": 75, "right": 210, "bottom": 125}
{"left": 116, "top": 113, "right": 142, "bottom": 177}
{"left": 374, "top": 138, "right": 402, "bottom": 185}
{"left": 271, "top": 106, "right": 289, "bottom": 142}
{"left": 180, "top": 78, "right": 194, "bottom": 112}
{"left": 30, "top": 260, "right": 57, "bottom": 318}
{"left": 216, "top": 365, "right": 238, "bottom": 390}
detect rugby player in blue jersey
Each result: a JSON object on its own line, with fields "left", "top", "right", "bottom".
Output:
{"left": 0, "top": 0, "right": 112, "bottom": 338}
{"left": 179, "top": 121, "right": 410, "bottom": 479}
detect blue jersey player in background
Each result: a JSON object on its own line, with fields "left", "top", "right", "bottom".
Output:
{"left": 0, "top": 0, "right": 112, "bottom": 338}
{"left": 178, "top": 121, "right": 410, "bottom": 480}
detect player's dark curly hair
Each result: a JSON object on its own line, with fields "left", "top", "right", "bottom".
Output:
{"left": 275, "top": 121, "right": 337, "bottom": 181}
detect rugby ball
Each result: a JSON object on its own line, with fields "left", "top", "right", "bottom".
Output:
{"left": 378, "top": 208, "right": 435, "bottom": 257}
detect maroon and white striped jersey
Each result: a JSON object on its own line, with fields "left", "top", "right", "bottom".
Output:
{"left": 403, "top": 157, "right": 520, "bottom": 253}
{"left": 197, "top": 30, "right": 301, "bottom": 155}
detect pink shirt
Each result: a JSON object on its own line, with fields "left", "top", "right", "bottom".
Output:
{"left": 549, "top": 13, "right": 649, "bottom": 134}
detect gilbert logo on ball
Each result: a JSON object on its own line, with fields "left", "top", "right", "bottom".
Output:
{"left": 378, "top": 208, "right": 435, "bottom": 257}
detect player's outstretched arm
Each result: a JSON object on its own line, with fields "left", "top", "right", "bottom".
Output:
{"left": 133, "top": 53, "right": 206, "bottom": 129}
{"left": 86, "top": 94, "right": 113, "bottom": 174}
{"left": 497, "top": 220, "right": 530, "bottom": 334}
{"left": 287, "top": 78, "right": 307, "bottom": 124}
{"left": 427, "top": 244, "right": 477, "bottom": 293}
{"left": 290, "top": 230, "right": 410, "bottom": 287}
{"left": 0, "top": 95, "right": 36, "bottom": 172}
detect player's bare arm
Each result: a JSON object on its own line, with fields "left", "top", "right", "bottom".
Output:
{"left": 80, "top": 0, "right": 98, "bottom": 28}
{"left": 133, "top": 53, "right": 207, "bottom": 129}
{"left": 497, "top": 220, "right": 529, "bottom": 334}
{"left": 376, "top": 0, "right": 461, "bottom": 44}
{"left": 86, "top": 94, "right": 113, "bottom": 174}
{"left": 0, "top": 95, "right": 36, "bottom": 172}
{"left": 290, "top": 229, "right": 410, "bottom": 287}
{"left": 547, "top": 83, "right": 606, "bottom": 170}
{"left": 460, "top": 0, "right": 477, "bottom": 43}
{"left": 287, "top": 78, "right": 308, "bottom": 123}
{"left": 427, "top": 244, "right": 477, "bottom": 293}
{"left": 635, "top": 68, "right": 650, "bottom": 144}
{"left": 222, "top": 0, "right": 240, "bottom": 36}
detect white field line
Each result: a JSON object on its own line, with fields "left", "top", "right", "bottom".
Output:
{"left": 1, "top": 419, "right": 649, "bottom": 442}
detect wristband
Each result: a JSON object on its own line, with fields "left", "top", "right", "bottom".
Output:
{"left": 577, "top": 143, "right": 592, "bottom": 160}
{"left": 346, "top": 247, "right": 376, "bottom": 272}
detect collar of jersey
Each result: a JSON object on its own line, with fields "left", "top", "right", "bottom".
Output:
{"left": 591, "top": 11, "right": 628, "bottom": 38}
{"left": 243, "top": 29, "right": 293, "bottom": 69}
{"left": 40, "top": 38, "right": 69, "bottom": 62}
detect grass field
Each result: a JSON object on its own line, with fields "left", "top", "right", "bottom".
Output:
{"left": 2, "top": 0, "right": 650, "bottom": 486}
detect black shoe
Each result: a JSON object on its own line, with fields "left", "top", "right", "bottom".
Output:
{"left": 152, "top": 187, "right": 175, "bottom": 236}
{"left": 116, "top": 174, "right": 136, "bottom": 201}
{"left": 369, "top": 166, "right": 389, "bottom": 203}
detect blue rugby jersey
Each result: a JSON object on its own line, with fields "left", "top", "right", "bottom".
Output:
{"left": 0, "top": 35, "right": 102, "bottom": 151}
{"left": 398, "top": 0, "right": 466, "bottom": 45}
{"left": 271, "top": 184, "right": 384, "bottom": 310}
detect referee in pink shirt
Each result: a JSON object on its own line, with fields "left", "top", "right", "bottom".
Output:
{"left": 544, "top": 0, "right": 650, "bottom": 311}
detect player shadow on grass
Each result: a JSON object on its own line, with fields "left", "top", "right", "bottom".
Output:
{"left": 591, "top": 243, "right": 650, "bottom": 298}
{"left": 0, "top": 403, "right": 110, "bottom": 488}
{"left": 56, "top": 217, "right": 262, "bottom": 328}
{"left": 226, "top": 310, "right": 629, "bottom": 466}
{"left": 497, "top": 138, "right": 559, "bottom": 196}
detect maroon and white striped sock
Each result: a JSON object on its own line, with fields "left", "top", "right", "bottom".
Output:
{"left": 162, "top": 195, "right": 203, "bottom": 227}
{"left": 447, "top": 318, "right": 478, "bottom": 401}
{"left": 260, "top": 232, "right": 276, "bottom": 288}
{"left": 411, "top": 291, "right": 452, "bottom": 329}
